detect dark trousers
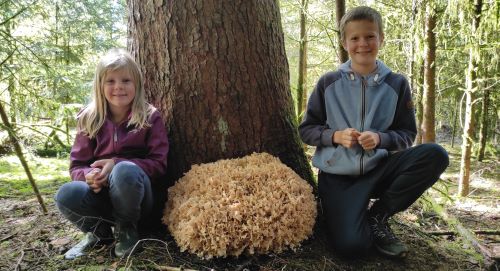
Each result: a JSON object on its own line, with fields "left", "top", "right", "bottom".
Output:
{"left": 318, "top": 143, "right": 449, "bottom": 255}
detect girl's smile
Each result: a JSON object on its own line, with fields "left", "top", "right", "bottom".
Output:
{"left": 103, "top": 68, "right": 136, "bottom": 119}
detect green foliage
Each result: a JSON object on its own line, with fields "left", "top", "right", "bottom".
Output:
{"left": 280, "top": 0, "right": 499, "bottom": 150}
{"left": 0, "top": 0, "right": 127, "bottom": 125}
{"left": 0, "top": 155, "right": 68, "bottom": 198}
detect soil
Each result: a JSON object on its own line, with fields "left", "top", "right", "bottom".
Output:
{"left": 0, "top": 186, "right": 498, "bottom": 271}
{"left": 0, "top": 136, "right": 498, "bottom": 270}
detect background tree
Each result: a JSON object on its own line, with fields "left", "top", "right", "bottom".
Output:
{"left": 296, "top": 0, "right": 308, "bottom": 122}
{"left": 422, "top": 1, "right": 437, "bottom": 143}
{"left": 335, "top": 0, "right": 348, "bottom": 63}
{"left": 127, "top": 0, "right": 314, "bottom": 186}
{"left": 459, "top": 0, "right": 483, "bottom": 197}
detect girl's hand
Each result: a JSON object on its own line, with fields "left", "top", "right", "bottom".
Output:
{"left": 358, "top": 131, "right": 380, "bottom": 150}
{"left": 88, "top": 159, "right": 116, "bottom": 193}
{"left": 333, "top": 128, "right": 361, "bottom": 148}
{"left": 85, "top": 168, "right": 103, "bottom": 193}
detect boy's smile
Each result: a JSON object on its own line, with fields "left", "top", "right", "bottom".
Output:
{"left": 342, "top": 20, "right": 383, "bottom": 75}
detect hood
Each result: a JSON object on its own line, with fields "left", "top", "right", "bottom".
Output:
{"left": 338, "top": 60, "right": 392, "bottom": 87}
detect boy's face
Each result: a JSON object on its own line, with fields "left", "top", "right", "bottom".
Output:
{"left": 342, "top": 20, "right": 383, "bottom": 74}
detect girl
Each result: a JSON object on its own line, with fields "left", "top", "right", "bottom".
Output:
{"left": 55, "top": 48, "right": 169, "bottom": 259}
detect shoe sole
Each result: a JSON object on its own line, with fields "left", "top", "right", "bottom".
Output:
{"left": 374, "top": 244, "right": 408, "bottom": 259}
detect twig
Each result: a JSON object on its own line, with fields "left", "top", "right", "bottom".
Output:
{"left": 124, "top": 238, "right": 172, "bottom": 270}
{"left": 0, "top": 233, "right": 16, "bottom": 242}
{"left": 155, "top": 266, "right": 199, "bottom": 271}
{"left": 427, "top": 197, "right": 498, "bottom": 263}
{"left": 426, "top": 230, "right": 500, "bottom": 236}
{"left": 14, "top": 250, "right": 24, "bottom": 271}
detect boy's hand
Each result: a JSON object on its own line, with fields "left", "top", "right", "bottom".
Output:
{"left": 333, "top": 128, "right": 361, "bottom": 148}
{"left": 358, "top": 131, "right": 380, "bottom": 150}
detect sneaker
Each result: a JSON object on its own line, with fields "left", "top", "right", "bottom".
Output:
{"left": 368, "top": 213, "right": 409, "bottom": 258}
{"left": 64, "top": 229, "right": 113, "bottom": 260}
{"left": 114, "top": 223, "right": 139, "bottom": 257}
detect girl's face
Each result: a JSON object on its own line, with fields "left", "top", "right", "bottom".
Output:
{"left": 103, "top": 68, "right": 136, "bottom": 113}
{"left": 342, "top": 20, "right": 383, "bottom": 75}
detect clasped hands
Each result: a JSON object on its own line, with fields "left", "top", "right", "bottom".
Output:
{"left": 85, "top": 159, "right": 115, "bottom": 193}
{"left": 333, "top": 128, "right": 380, "bottom": 150}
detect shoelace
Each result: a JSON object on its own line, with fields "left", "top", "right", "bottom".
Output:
{"left": 370, "top": 216, "right": 398, "bottom": 242}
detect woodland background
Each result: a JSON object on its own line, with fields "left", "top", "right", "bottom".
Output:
{"left": 0, "top": 0, "right": 498, "bottom": 270}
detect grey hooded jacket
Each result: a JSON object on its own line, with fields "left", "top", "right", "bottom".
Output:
{"left": 299, "top": 60, "right": 417, "bottom": 176}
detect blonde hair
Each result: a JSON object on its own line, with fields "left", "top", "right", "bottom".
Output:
{"left": 77, "top": 48, "right": 154, "bottom": 138}
{"left": 339, "top": 6, "right": 384, "bottom": 42}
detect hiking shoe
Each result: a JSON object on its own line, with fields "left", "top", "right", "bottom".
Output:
{"left": 114, "top": 223, "right": 139, "bottom": 257}
{"left": 64, "top": 230, "right": 113, "bottom": 259}
{"left": 368, "top": 213, "right": 409, "bottom": 258}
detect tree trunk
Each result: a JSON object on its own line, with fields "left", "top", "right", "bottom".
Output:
{"left": 409, "top": 0, "right": 419, "bottom": 92}
{"left": 335, "top": 0, "right": 348, "bottom": 64}
{"left": 296, "top": 0, "right": 308, "bottom": 122}
{"left": 477, "top": 78, "right": 490, "bottom": 161}
{"left": 459, "top": 0, "right": 483, "bottom": 197}
{"left": 415, "top": 60, "right": 424, "bottom": 145}
{"left": 0, "top": 101, "right": 47, "bottom": 213}
{"left": 422, "top": 3, "right": 436, "bottom": 143}
{"left": 127, "top": 0, "right": 314, "bottom": 187}
{"left": 451, "top": 95, "right": 459, "bottom": 148}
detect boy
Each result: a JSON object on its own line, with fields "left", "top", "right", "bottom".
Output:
{"left": 299, "top": 6, "right": 448, "bottom": 258}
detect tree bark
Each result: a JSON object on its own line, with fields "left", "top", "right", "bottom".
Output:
{"left": 296, "top": 0, "right": 308, "bottom": 122}
{"left": 451, "top": 95, "right": 459, "bottom": 148}
{"left": 477, "top": 78, "right": 489, "bottom": 161}
{"left": 415, "top": 60, "right": 424, "bottom": 145}
{"left": 459, "top": 0, "right": 483, "bottom": 197}
{"left": 422, "top": 3, "right": 436, "bottom": 143}
{"left": 127, "top": 0, "right": 314, "bottom": 187}
{"left": 335, "top": 0, "right": 348, "bottom": 64}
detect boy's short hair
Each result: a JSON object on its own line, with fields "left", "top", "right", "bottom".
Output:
{"left": 339, "top": 6, "right": 384, "bottom": 42}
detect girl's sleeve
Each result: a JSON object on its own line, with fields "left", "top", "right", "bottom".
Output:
{"left": 69, "top": 131, "right": 96, "bottom": 181}
{"left": 114, "top": 110, "right": 169, "bottom": 181}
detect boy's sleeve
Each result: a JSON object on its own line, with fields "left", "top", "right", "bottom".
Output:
{"left": 69, "top": 132, "right": 96, "bottom": 181}
{"left": 298, "top": 73, "right": 335, "bottom": 147}
{"left": 378, "top": 76, "right": 417, "bottom": 151}
{"left": 113, "top": 110, "right": 169, "bottom": 181}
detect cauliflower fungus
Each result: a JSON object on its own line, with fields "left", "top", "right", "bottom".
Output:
{"left": 163, "top": 152, "right": 317, "bottom": 259}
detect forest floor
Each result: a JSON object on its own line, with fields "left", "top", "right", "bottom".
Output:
{"left": 0, "top": 140, "right": 498, "bottom": 271}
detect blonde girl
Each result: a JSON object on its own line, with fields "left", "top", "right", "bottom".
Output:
{"left": 55, "top": 48, "right": 169, "bottom": 259}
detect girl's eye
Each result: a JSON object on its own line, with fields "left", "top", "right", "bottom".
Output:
{"left": 123, "top": 79, "right": 131, "bottom": 83}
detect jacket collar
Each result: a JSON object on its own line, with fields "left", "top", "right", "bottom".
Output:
{"left": 338, "top": 60, "right": 392, "bottom": 86}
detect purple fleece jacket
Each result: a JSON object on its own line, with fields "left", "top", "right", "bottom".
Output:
{"left": 69, "top": 109, "right": 169, "bottom": 183}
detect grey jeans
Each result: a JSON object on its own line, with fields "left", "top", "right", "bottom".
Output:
{"left": 55, "top": 161, "right": 153, "bottom": 232}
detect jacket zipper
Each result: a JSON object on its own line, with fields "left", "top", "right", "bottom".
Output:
{"left": 113, "top": 125, "right": 118, "bottom": 152}
{"left": 360, "top": 77, "right": 367, "bottom": 175}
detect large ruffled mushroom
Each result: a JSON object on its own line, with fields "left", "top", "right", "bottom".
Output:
{"left": 163, "top": 152, "right": 317, "bottom": 259}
